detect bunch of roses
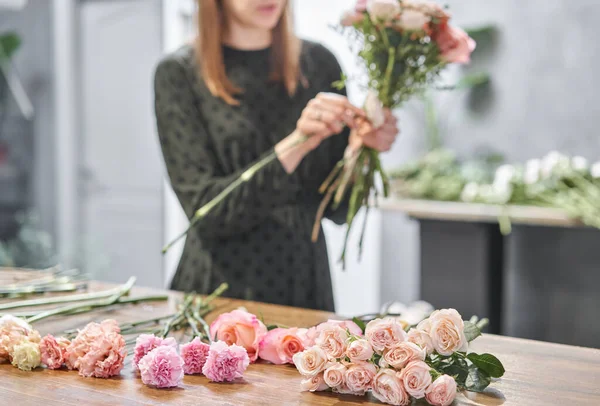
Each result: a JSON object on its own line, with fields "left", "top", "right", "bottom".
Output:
{"left": 341, "top": 0, "right": 476, "bottom": 65}
{"left": 292, "top": 309, "right": 469, "bottom": 406}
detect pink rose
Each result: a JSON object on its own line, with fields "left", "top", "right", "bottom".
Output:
{"left": 365, "top": 318, "right": 407, "bottom": 352}
{"left": 202, "top": 340, "right": 250, "bottom": 382}
{"left": 372, "top": 369, "right": 410, "bottom": 406}
{"left": 426, "top": 375, "right": 458, "bottom": 406}
{"left": 341, "top": 10, "right": 365, "bottom": 26}
{"left": 382, "top": 341, "right": 426, "bottom": 369}
{"left": 318, "top": 319, "right": 363, "bottom": 336}
{"left": 133, "top": 334, "right": 177, "bottom": 370}
{"left": 138, "top": 345, "right": 184, "bottom": 388}
{"left": 407, "top": 328, "right": 434, "bottom": 355}
{"left": 396, "top": 9, "right": 431, "bottom": 31}
{"left": 347, "top": 339, "right": 374, "bottom": 362}
{"left": 258, "top": 328, "right": 305, "bottom": 365}
{"left": 300, "top": 372, "right": 329, "bottom": 392}
{"left": 316, "top": 325, "right": 348, "bottom": 359}
{"left": 39, "top": 335, "right": 70, "bottom": 370}
{"left": 292, "top": 346, "right": 329, "bottom": 377}
{"left": 323, "top": 362, "right": 347, "bottom": 388}
{"left": 344, "top": 362, "right": 377, "bottom": 394}
{"left": 180, "top": 337, "right": 210, "bottom": 375}
{"left": 209, "top": 309, "right": 267, "bottom": 362}
{"left": 355, "top": 0, "right": 368, "bottom": 12}
{"left": 434, "top": 23, "right": 476, "bottom": 64}
{"left": 401, "top": 360, "right": 432, "bottom": 399}
{"left": 0, "top": 315, "right": 40, "bottom": 361}
{"left": 428, "top": 309, "right": 468, "bottom": 356}
{"left": 367, "top": 0, "right": 401, "bottom": 22}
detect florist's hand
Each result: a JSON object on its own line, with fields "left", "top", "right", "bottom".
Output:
{"left": 349, "top": 108, "right": 399, "bottom": 152}
{"left": 296, "top": 92, "right": 366, "bottom": 151}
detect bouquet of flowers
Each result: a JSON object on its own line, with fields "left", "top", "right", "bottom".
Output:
{"left": 292, "top": 308, "right": 504, "bottom": 406}
{"left": 316, "top": 0, "right": 476, "bottom": 263}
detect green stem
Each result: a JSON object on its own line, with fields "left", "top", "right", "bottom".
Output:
{"left": 382, "top": 46, "right": 396, "bottom": 107}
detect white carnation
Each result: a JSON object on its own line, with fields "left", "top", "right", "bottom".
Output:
{"left": 524, "top": 159, "right": 541, "bottom": 185}
{"left": 540, "top": 151, "right": 568, "bottom": 178}
{"left": 460, "top": 182, "right": 479, "bottom": 202}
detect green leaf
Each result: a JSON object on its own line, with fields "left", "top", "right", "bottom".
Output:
{"left": 467, "top": 353, "right": 505, "bottom": 378}
{"left": 465, "top": 365, "right": 491, "bottom": 392}
{"left": 0, "top": 32, "right": 21, "bottom": 61}
{"left": 464, "top": 321, "right": 482, "bottom": 342}
{"left": 352, "top": 317, "right": 366, "bottom": 334}
{"left": 267, "top": 324, "right": 279, "bottom": 331}
{"left": 438, "top": 355, "right": 469, "bottom": 385}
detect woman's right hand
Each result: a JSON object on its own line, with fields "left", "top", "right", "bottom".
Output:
{"left": 296, "top": 92, "right": 366, "bottom": 151}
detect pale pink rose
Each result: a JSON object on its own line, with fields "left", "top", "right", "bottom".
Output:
{"left": 372, "top": 369, "right": 410, "bottom": 406}
{"left": 341, "top": 10, "right": 365, "bottom": 26}
{"left": 318, "top": 319, "right": 363, "bottom": 336}
{"left": 347, "top": 339, "right": 374, "bottom": 362}
{"left": 0, "top": 315, "right": 40, "bottom": 361}
{"left": 355, "top": 0, "right": 368, "bottom": 12}
{"left": 258, "top": 328, "right": 305, "bottom": 365}
{"left": 202, "top": 340, "right": 250, "bottom": 382}
{"left": 138, "top": 345, "right": 184, "bottom": 388}
{"left": 426, "top": 375, "right": 458, "bottom": 406}
{"left": 434, "top": 23, "right": 476, "bottom": 64}
{"left": 396, "top": 9, "right": 431, "bottom": 31}
{"left": 382, "top": 341, "right": 426, "bottom": 369}
{"left": 323, "top": 362, "right": 347, "bottom": 388}
{"left": 428, "top": 309, "right": 468, "bottom": 356}
{"left": 133, "top": 334, "right": 177, "bottom": 370}
{"left": 367, "top": 0, "right": 401, "bottom": 22}
{"left": 39, "top": 335, "right": 70, "bottom": 370}
{"left": 401, "top": 360, "right": 432, "bottom": 399}
{"left": 344, "top": 362, "right": 377, "bottom": 394}
{"left": 292, "top": 346, "right": 329, "bottom": 377}
{"left": 365, "top": 318, "right": 407, "bottom": 352}
{"left": 300, "top": 372, "right": 329, "bottom": 392}
{"left": 298, "top": 326, "right": 318, "bottom": 348}
{"left": 316, "top": 325, "right": 348, "bottom": 359}
{"left": 209, "top": 309, "right": 267, "bottom": 363}
{"left": 180, "top": 337, "right": 210, "bottom": 375}
{"left": 77, "top": 329, "right": 126, "bottom": 378}
{"left": 407, "top": 328, "right": 434, "bottom": 355}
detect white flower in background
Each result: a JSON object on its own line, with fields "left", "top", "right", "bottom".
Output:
{"left": 524, "top": 159, "right": 541, "bottom": 185}
{"left": 396, "top": 9, "right": 430, "bottom": 31}
{"left": 540, "top": 151, "right": 568, "bottom": 178}
{"left": 571, "top": 156, "right": 588, "bottom": 171}
{"left": 367, "top": 0, "right": 401, "bottom": 22}
{"left": 591, "top": 162, "right": 600, "bottom": 179}
{"left": 460, "top": 182, "right": 479, "bottom": 202}
{"left": 493, "top": 164, "right": 515, "bottom": 186}
{"left": 363, "top": 89, "right": 386, "bottom": 128}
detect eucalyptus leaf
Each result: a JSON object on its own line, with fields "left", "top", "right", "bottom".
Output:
{"left": 465, "top": 365, "right": 492, "bottom": 392}
{"left": 464, "top": 320, "right": 482, "bottom": 342}
{"left": 467, "top": 353, "right": 505, "bottom": 378}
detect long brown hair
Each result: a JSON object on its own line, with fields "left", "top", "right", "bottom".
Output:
{"left": 196, "top": 0, "right": 302, "bottom": 105}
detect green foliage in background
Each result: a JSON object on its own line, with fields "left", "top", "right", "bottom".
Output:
{"left": 0, "top": 212, "right": 57, "bottom": 269}
{"left": 0, "top": 32, "right": 21, "bottom": 61}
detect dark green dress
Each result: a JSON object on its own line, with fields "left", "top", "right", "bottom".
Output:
{"left": 153, "top": 40, "right": 350, "bottom": 311}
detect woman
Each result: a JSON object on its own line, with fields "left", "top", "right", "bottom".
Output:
{"left": 154, "top": 0, "right": 399, "bottom": 311}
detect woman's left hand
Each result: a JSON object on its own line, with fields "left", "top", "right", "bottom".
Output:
{"left": 349, "top": 108, "right": 399, "bottom": 152}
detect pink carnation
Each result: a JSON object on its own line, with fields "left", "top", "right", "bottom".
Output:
{"left": 202, "top": 340, "right": 250, "bottom": 383}
{"left": 39, "top": 335, "right": 70, "bottom": 370}
{"left": 138, "top": 346, "right": 184, "bottom": 388}
{"left": 0, "top": 315, "right": 40, "bottom": 362}
{"left": 180, "top": 337, "right": 210, "bottom": 375}
{"left": 133, "top": 334, "right": 177, "bottom": 370}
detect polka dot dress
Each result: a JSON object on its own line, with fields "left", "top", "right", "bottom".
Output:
{"left": 154, "top": 41, "right": 350, "bottom": 312}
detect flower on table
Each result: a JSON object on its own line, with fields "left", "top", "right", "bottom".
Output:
{"left": 209, "top": 309, "right": 267, "bottom": 363}
{"left": 202, "top": 340, "right": 250, "bottom": 383}
{"left": 407, "top": 327, "right": 434, "bottom": 355}
{"left": 133, "top": 334, "right": 177, "bottom": 371}
{"left": 323, "top": 362, "right": 347, "bottom": 389}
{"left": 0, "top": 315, "right": 41, "bottom": 362}
{"left": 347, "top": 339, "right": 374, "bottom": 362}
{"left": 10, "top": 339, "right": 41, "bottom": 371}
{"left": 315, "top": 324, "right": 348, "bottom": 359}
{"left": 138, "top": 345, "right": 184, "bottom": 388}
{"left": 344, "top": 361, "right": 378, "bottom": 395}
{"left": 292, "top": 345, "right": 329, "bottom": 377}
{"left": 180, "top": 337, "right": 210, "bottom": 375}
{"left": 300, "top": 372, "right": 329, "bottom": 392}
{"left": 372, "top": 368, "right": 410, "bottom": 406}
{"left": 400, "top": 360, "right": 432, "bottom": 399}
{"left": 365, "top": 317, "right": 407, "bottom": 353}
{"left": 428, "top": 308, "right": 468, "bottom": 356}
{"left": 381, "top": 341, "right": 426, "bottom": 369}
{"left": 425, "top": 374, "right": 458, "bottom": 406}
{"left": 258, "top": 327, "right": 306, "bottom": 365}
{"left": 39, "top": 335, "right": 70, "bottom": 370}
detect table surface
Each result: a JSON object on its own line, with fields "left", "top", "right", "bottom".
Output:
{"left": 379, "top": 198, "right": 582, "bottom": 228}
{"left": 1, "top": 282, "right": 599, "bottom": 406}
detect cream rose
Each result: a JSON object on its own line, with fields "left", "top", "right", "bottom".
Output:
{"left": 365, "top": 318, "right": 407, "bottom": 352}
{"left": 367, "top": 0, "right": 401, "bottom": 22}
{"left": 324, "top": 362, "right": 347, "bottom": 388}
{"left": 347, "top": 339, "right": 374, "bottom": 362}
{"left": 372, "top": 369, "right": 410, "bottom": 406}
{"left": 396, "top": 9, "right": 430, "bottom": 31}
{"left": 426, "top": 375, "right": 458, "bottom": 406}
{"left": 407, "top": 328, "right": 434, "bottom": 355}
{"left": 382, "top": 341, "right": 426, "bottom": 369}
{"left": 401, "top": 360, "right": 432, "bottom": 399}
{"left": 292, "top": 346, "right": 329, "bottom": 377}
{"left": 316, "top": 325, "right": 348, "bottom": 359}
{"left": 344, "top": 362, "right": 377, "bottom": 394}
{"left": 428, "top": 309, "right": 468, "bottom": 356}
{"left": 300, "top": 372, "right": 329, "bottom": 392}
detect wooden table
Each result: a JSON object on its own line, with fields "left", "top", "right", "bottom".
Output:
{"left": 1, "top": 282, "right": 599, "bottom": 405}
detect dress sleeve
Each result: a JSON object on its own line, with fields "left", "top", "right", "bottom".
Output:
{"left": 154, "top": 56, "right": 302, "bottom": 239}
